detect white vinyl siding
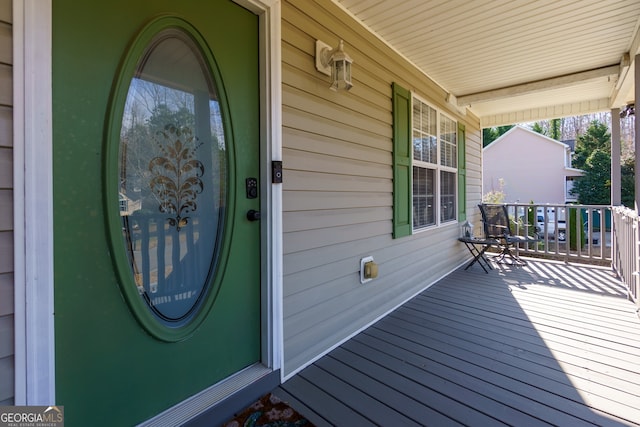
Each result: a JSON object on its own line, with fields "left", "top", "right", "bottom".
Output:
{"left": 0, "top": 0, "right": 13, "bottom": 406}
{"left": 281, "top": 0, "right": 482, "bottom": 377}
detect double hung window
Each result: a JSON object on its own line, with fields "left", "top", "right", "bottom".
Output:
{"left": 412, "top": 96, "right": 457, "bottom": 230}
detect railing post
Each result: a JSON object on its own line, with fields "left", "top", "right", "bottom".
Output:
{"left": 629, "top": 216, "right": 640, "bottom": 307}
{"left": 611, "top": 108, "right": 621, "bottom": 206}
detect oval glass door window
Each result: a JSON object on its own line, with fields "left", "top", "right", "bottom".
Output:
{"left": 118, "top": 28, "right": 226, "bottom": 326}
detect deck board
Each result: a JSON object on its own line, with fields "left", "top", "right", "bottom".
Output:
{"left": 274, "top": 258, "right": 640, "bottom": 426}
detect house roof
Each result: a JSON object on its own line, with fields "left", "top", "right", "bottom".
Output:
{"left": 335, "top": 0, "right": 639, "bottom": 127}
{"left": 484, "top": 125, "right": 575, "bottom": 152}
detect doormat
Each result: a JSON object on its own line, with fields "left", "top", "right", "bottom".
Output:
{"left": 222, "top": 393, "right": 315, "bottom": 427}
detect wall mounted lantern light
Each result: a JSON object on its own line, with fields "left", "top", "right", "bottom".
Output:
{"left": 315, "top": 39, "right": 353, "bottom": 91}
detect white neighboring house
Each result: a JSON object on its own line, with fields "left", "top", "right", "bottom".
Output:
{"left": 483, "top": 126, "right": 584, "bottom": 204}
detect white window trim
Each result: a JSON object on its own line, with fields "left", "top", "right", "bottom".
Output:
{"left": 411, "top": 94, "right": 458, "bottom": 232}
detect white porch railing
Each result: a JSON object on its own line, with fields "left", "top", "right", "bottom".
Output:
{"left": 499, "top": 203, "right": 611, "bottom": 263}
{"left": 488, "top": 203, "right": 639, "bottom": 310}
{"left": 611, "top": 206, "right": 640, "bottom": 308}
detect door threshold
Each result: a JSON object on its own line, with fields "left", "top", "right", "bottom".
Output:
{"left": 138, "top": 364, "right": 278, "bottom": 427}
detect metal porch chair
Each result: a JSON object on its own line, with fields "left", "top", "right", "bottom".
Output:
{"left": 478, "top": 204, "right": 539, "bottom": 265}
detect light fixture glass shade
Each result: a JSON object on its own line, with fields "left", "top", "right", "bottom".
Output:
{"left": 329, "top": 41, "right": 352, "bottom": 91}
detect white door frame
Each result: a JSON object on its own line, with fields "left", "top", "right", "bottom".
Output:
{"left": 13, "top": 0, "right": 283, "bottom": 407}
{"left": 13, "top": 0, "right": 54, "bottom": 405}
{"left": 233, "top": 0, "right": 284, "bottom": 378}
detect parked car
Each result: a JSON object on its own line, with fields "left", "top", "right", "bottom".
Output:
{"left": 536, "top": 207, "right": 566, "bottom": 241}
{"left": 583, "top": 220, "right": 600, "bottom": 245}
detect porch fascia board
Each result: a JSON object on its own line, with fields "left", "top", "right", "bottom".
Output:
{"left": 13, "top": 0, "right": 55, "bottom": 405}
{"left": 480, "top": 97, "right": 612, "bottom": 128}
{"left": 457, "top": 65, "right": 620, "bottom": 107}
{"left": 610, "top": 22, "right": 640, "bottom": 108}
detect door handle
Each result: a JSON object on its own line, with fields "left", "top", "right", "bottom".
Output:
{"left": 247, "top": 209, "right": 261, "bottom": 221}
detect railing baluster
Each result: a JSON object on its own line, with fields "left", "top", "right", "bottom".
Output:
{"left": 503, "top": 202, "right": 614, "bottom": 265}
{"left": 608, "top": 206, "right": 639, "bottom": 308}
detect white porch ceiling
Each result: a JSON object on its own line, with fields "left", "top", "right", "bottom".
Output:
{"left": 335, "top": 0, "right": 640, "bottom": 127}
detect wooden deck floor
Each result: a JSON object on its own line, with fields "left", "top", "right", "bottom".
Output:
{"left": 274, "top": 258, "right": 640, "bottom": 426}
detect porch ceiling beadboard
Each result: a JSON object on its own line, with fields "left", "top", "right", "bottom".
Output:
{"left": 281, "top": 0, "right": 482, "bottom": 377}
{"left": 335, "top": 0, "right": 640, "bottom": 126}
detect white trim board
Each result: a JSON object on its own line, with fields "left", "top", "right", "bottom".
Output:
{"left": 232, "top": 0, "right": 283, "bottom": 379}
{"left": 13, "top": 0, "right": 55, "bottom": 405}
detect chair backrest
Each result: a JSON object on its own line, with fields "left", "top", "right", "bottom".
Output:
{"left": 478, "top": 204, "right": 512, "bottom": 240}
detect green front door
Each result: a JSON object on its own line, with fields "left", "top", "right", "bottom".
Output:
{"left": 53, "top": 2, "right": 261, "bottom": 425}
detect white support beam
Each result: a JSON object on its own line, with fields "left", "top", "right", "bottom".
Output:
{"left": 611, "top": 108, "right": 621, "bottom": 206}
{"left": 635, "top": 54, "right": 640, "bottom": 212}
{"left": 457, "top": 65, "right": 619, "bottom": 107}
{"left": 480, "top": 97, "right": 611, "bottom": 128}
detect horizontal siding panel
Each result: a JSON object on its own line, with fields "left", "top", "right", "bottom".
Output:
{"left": 282, "top": 57, "right": 391, "bottom": 119}
{"left": 0, "top": 106, "right": 11, "bottom": 147}
{"left": 0, "top": 273, "right": 12, "bottom": 316}
{"left": 284, "top": 206, "right": 390, "bottom": 233}
{"left": 284, "top": 234, "right": 391, "bottom": 275}
{"left": 0, "top": 355, "right": 13, "bottom": 402}
{"left": 284, "top": 225, "right": 460, "bottom": 301}
{"left": 0, "top": 0, "right": 10, "bottom": 23}
{"left": 0, "top": 189, "right": 11, "bottom": 230}
{"left": 285, "top": 148, "right": 389, "bottom": 179}
{"left": 0, "top": 231, "right": 12, "bottom": 273}
{"left": 0, "top": 315, "right": 12, "bottom": 358}
{"left": 284, "top": 85, "right": 390, "bottom": 138}
{"left": 284, "top": 106, "right": 390, "bottom": 151}
{"left": 284, "top": 256, "right": 366, "bottom": 298}
{"left": 281, "top": 14, "right": 393, "bottom": 102}
{"left": 284, "top": 231, "right": 464, "bottom": 319}
{"left": 284, "top": 127, "right": 390, "bottom": 163}
{"left": 285, "top": 274, "right": 357, "bottom": 320}
{"left": 282, "top": 57, "right": 390, "bottom": 126}
{"left": 284, "top": 220, "right": 463, "bottom": 277}
{"left": 281, "top": 38, "right": 390, "bottom": 120}
{"left": 0, "top": 63, "right": 10, "bottom": 106}
{"left": 282, "top": 6, "right": 393, "bottom": 97}
{"left": 284, "top": 220, "right": 389, "bottom": 254}
{"left": 0, "top": 23, "right": 10, "bottom": 65}
{"left": 0, "top": 146, "right": 11, "bottom": 187}
{"left": 284, "top": 190, "right": 390, "bottom": 212}
{"left": 283, "top": 170, "right": 391, "bottom": 193}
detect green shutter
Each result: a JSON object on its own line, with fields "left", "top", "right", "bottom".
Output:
{"left": 392, "top": 82, "right": 412, "bottom": 238}
{"left": 457, "top": 122, "right": 467, "bottom": 221}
